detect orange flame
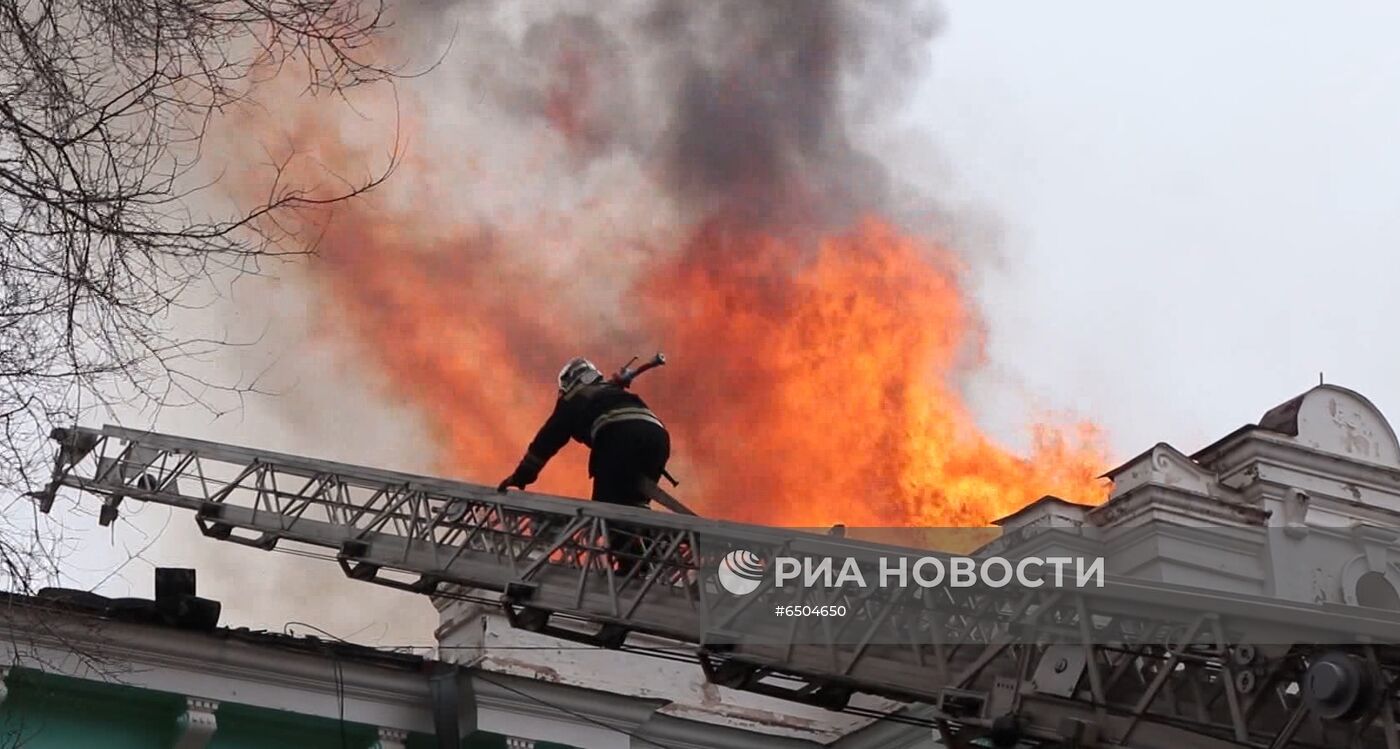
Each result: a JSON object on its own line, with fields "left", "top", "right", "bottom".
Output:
{"left": 637, "top": 218, "right": 1108, "bottom": 526}
{"left": 220, "top": 62, "right": 1111, "bottom": 531}
{"left": 289, "top": 205, "right": 1109, "bottom": 527}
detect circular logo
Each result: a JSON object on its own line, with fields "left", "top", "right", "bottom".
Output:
{"left": 717, "top": 550, "right": 766, "bottom": 595}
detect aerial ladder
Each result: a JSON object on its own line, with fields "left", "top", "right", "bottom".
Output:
{"left": 30, "top": 424, "right": 1400, "bottom": 749}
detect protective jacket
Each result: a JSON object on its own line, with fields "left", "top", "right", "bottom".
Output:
{"left": 509, "top": 382, "right": 664, "bottom": 484}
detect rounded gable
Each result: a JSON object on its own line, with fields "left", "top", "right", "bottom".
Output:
{"left": 1278, "top": 385, "right": 1400, "bottom": 469}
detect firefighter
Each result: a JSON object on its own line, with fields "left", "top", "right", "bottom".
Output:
{"left": 497, "top": 357, "right": 671, "bottom": 508}
{"left": 498, "top": 358, "right": 670, "bottom": 574}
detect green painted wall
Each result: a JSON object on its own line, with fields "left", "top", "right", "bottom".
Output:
{"left": 442, "top": 734, "right": 575, "bottom": 749}
{"left": 0, "top": 669, "right": 580, "bottom": 749}
{"left": 209, "top": 703, "right": 376, "bottom": 749}
{"left": 0, "top": 669, "right": 181, "bottom": 749}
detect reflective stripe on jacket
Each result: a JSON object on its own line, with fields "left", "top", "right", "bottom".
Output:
{"left": 589, "top": 407, "right": 663, "bottom": 441}
{"left": 520, "top": 383, "right": 665, "bottom": 473}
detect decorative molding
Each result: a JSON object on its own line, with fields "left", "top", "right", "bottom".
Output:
{"left": 172, "top": 696, "right": 219, "bottom": 749}
{"left": 1090, "top": 484, "right": 1266, "bottom": 528}
{"left": 1212, "top": 436, "right": 1400, "bottom": 498}
{"left": 373, "top": 727, "right": 409, "bottom": 749}
{"left": 1283, "top": 489, "right": 1311, "bottom": 538}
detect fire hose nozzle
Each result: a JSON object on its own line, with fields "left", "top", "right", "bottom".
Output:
{"left": 613, "top": 352, "right": 667, "bottom": 388}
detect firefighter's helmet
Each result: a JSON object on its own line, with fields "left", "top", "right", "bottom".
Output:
{"left": 558, "top": 357, "right": 602, "bottom": 394}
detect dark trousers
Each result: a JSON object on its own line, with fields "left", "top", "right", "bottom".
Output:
{"left": 589, "top": 420, "right": 669, "bottom": 573}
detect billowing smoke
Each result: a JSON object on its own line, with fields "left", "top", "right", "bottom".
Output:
{"left": 648, "top": 1, "right": 933, "bottom": 230}
{"left": 412, "top": 1, "right": 940, "bottom": 229}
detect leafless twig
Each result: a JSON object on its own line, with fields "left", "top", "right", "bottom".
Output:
{"left": 0, "top": 0, "right": 404, "bottom": 590}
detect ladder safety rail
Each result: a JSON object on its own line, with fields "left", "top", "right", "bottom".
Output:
{"left": 33, "top": 425, "right": 1400, "bottom": 749}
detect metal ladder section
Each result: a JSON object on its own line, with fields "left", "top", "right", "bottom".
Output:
{"left": 32, "top": 424, "right": 1400, "bottom": 749}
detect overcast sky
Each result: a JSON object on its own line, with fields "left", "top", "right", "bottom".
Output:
{"left": 56, "top": 1, "right": 1400, "bottom": 643}
{"left": 923, "top": 1, "right": 1400, "bottom": 456}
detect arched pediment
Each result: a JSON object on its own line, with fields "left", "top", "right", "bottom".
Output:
{"left": 1259, "top": 385, "right": 1400, "bottom": 469}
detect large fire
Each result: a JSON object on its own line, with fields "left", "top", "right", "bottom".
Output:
{"left": 286, "top": 193, "right": 1109, "bottom": 528}
{"left": 222, "top": 7, "right": 1113, "bottom": 529}
{"left": 643, "top": 218, "right": 1108, "bottom": 526}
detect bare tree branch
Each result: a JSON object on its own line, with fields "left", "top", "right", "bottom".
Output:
{"left": 0, "top": 0, "right": 404, "bottom": 590}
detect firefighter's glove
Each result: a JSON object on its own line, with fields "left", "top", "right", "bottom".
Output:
{"left": 498, "top": 454, "right": 545, "bottom": 493}
{"left": 496, "top": 472, "right": 527, "bottom": 492}
{"left": 497, "top": 461, "right": 539, "bottom": 493}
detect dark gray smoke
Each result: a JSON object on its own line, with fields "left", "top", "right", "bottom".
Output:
{"left": 403, "top": 0, "right": 943, "bottom": 230}
{"left": 649, "top": 1, "right": 941, "bottom": 228}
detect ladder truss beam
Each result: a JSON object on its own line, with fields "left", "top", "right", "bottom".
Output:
{"left": 34, "top": 425, "right": 1400, "bottom": 748}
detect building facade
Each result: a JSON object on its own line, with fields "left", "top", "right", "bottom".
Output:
{"left": 0, "top": 581, "right": 925, "bottom": 748}
{"left": 7, "top": 383, "right": 1400, "bottom": 747}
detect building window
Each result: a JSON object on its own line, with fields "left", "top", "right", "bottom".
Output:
{"left": 1355, "top": 571, "right": 1400, "bottom": 611}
